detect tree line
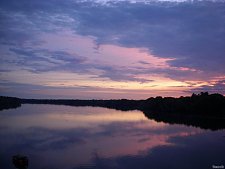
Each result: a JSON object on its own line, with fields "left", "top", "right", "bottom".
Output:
{"left": 1, "top": 92, "right": 225, "bottom": 130}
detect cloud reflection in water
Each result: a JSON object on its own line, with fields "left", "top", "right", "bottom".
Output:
{"left": 0, "top": 104, "right": 223, "bottom": 169}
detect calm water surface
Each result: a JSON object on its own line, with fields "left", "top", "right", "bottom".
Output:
{"left": 0, "top": 104, "right": 224, "bottom": 169}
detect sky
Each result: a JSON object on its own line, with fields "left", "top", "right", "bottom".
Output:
{"left": 0, "top": 0, "right": 225, "bottom": 99}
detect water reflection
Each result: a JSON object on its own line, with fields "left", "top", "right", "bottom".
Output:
{"left": 0, "top": 105, "right": 224, "bottom": 169}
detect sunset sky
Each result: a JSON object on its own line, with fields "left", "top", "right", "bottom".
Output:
{"left": 0, "top": 0, "right": 225, "bottom": 99}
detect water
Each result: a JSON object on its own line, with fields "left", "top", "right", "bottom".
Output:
{"left": 0, "top": 104, "right": 224, "bottom": 169}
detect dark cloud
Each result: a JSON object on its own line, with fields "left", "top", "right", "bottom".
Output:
{"left": 8, "top": 47, "right": 87, "bottom": 72}
{"left": 0, "top": 0, "right": 78, "bottom": 46}
{"left": 95, "top": 65, "right": 154, "bottom": 83}
{"left": 74, "top": 1, "right": 225, "bottom": 75}
{"left": 1, "top": 1, "right": 225, "bottom": 72}
{"left": 7, "top": 47, "right": 153, "bottom": 82}
{"left": 187, "top": 80, "right": 225, "bottom": 95}
{"left": 0, "top": 0, "right": 225, "bottom": 94}
{"left": 0, "top": 82, "right": 103, "bottom": 98}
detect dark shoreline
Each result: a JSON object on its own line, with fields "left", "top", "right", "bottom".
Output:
{"left": 0, "top": 96, "right": 21, "bottom": 111}
{"left": 1, "top": 92, "right": 225, "bottom": 130}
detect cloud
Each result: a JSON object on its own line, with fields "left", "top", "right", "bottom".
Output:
{"left": 74, "top": 1, "right": 225, "bottom": 75}
{"left": 8, "top": 47, "right": 87, "bottom": 72}
{"left": 187, "top": 80, "right": 225, "bottom": 95}
{"left": 6, "top": 46, "right": 156, "bottom": 82}
{"left": 95, "top": 65, "right": 154, "bottom": 83}
{"left": 0, "top": 0, "right": 225, "bottom": 97}
{"left": 2, "top": 0, "right": 225, "bottom": 77}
